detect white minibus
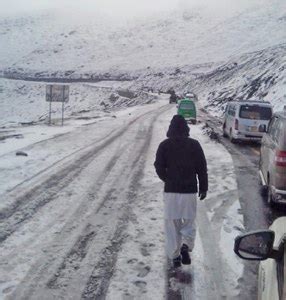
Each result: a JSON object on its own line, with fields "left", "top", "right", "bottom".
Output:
{"left": 223, "top": 100, "right": 273, "bottom": 143}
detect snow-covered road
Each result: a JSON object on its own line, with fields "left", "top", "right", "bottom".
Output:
{"left": 0, "top": 95, "right": 244, "bottom": 299}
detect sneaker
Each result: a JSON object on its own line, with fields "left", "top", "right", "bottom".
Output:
{"left": 180, "top": 244, "right": 191, "bottom": 265}
{"left": 173, "top": 255, "right": 181, "bottom": 268}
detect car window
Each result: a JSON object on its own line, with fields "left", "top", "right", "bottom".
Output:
{"left": 267, "top": 117, "right": 278, "bottom": 137}
{"left": 227, "top": 105, "right": 235, "bottom": 116}
{"left": 276, "top": 120, "right": 284, "bottom": 144}
{"left": 239, "top": 105, "right": 272, "bottom": 120}
{"left": 179, "top": 102, "right": 194, "bottom": 110}
{"left": 229, "top": 106, "right": 234, "bottom": 116}
{"left": 270, "top": 118, "right": 281, "bottom": 143}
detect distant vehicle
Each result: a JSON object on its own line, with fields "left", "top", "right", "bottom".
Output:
{"left": 259, "top": 107, "right": 286, "bottom": 206}
{"left": 223, "top": 100, "right": 273, "bottom": 143}
{"left": 169, "top": 90, "right": 178, "bottom": 104}
{"left": 184, "top": 92, "right": 198, "bottom": 102}
{"left": 177, "top": 99, "right": 197, "bottom": 124}
{"left": 234, "top": 216, "right": 286, "bottom": 300}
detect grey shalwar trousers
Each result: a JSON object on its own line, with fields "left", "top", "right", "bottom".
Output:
{"left": 163, "top": 192, "right": 197, "bottom": 259}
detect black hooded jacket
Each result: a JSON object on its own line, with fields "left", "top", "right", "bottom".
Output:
{"left": 154, "top": 115, "right": 208, "bottom": 194}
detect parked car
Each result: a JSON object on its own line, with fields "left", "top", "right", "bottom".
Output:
{"left": 177, "top": 98, "right": 197, "bottom": 124}
{"left": 223, "top": 100, "right": 273, "bottom": 143}
{"left": 234, "top": 216, "right": 286, "bottom": 300}
{"left": 259, "top": 107, "right": 286, "bottom": 206}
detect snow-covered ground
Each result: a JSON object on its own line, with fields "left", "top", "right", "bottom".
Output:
{"left": 1, "top": 0, "right": 285, "bottom": 297}
{"left": 0, "top": 95, "right": 244, "bottom": 299}
{"left": 105, "top": 105, "right": 244, "bottom": 299}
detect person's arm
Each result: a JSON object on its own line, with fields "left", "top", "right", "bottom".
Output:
{"left": 195, "top": 142, "right": 208, "bottom": 199}
{"left": 154, "top": 143, "right": 167, "bottom": 182}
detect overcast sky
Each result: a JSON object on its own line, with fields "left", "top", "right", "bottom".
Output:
{"left": 0, "top": 0, "right": 260, "bottom": 18}
{"left": 2, "top": 0, "right": 177, "bottom": 16}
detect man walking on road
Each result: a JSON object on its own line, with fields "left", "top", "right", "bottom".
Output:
{"left": 154, "top": 115, "right": 208, "bottom": 267}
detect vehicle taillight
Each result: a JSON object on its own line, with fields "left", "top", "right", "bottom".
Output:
{"left": 235, "top": 119, "right": 239, "bottom": 130}
{"left": 275, "top": 150, "right": 286, "bottom": 167}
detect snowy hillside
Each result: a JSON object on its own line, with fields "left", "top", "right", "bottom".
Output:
{"left": 132, "top": 42, "right": 286, "bottom": 114}
{"left": 2, "top": 0, "right": 286, "bottom": 76}
{"left": 0, "top": 78, "right": 157, "bottom": 128}
{"left": 190, "top": 43, "right": 286, "bottom": 115}
{"left": 1, "top": 0, "right": 285, "bottom": 124}
{"left": 0, "top": 11, "right": 116, "bottom": 72}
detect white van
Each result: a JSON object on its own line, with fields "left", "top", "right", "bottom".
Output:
{"left": 222, "top": 100, "right": 273, "bottom": 143}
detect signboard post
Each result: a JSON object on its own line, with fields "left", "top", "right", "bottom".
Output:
{"left": 46, "top": 85, "right": 69, "bottom": 126}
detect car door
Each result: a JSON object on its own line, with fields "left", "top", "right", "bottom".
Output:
{"left": 277, "top": 241, "right": 286, "bottom": 300}
{"left": 260, "top": 117, "right": 278, "bottom": 182}
{"left": 226, "top": 104, "right": 235, "bottom": 134}
{"left": 223, "top": 104, "right": 230, "bottom": 132}
{"left": 257, "top": 232, "right": 286, "bottom": 300}
{"left": 268, "top": 118, "right": 282, "bottom": 188}
{"left": 281, "top": 242, "right": 286, "bottom": 300}
{"left": 258, "top": 258, "right": 279, "bottom": 300}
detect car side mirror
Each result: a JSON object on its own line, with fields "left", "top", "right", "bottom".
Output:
{"left": 234, "top": 230, "right": 275, "bottom": 260}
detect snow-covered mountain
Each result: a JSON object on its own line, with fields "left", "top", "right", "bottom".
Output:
{"left": 2, "top": 0, "right": 285, "bottom": 75}
{"left": 1, "top": 0, "right": 286, "bottom": 124}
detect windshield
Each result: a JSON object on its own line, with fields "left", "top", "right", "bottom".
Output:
{"left": 179, "top": 102, "right": 195, "bottom": 110}
{"left": 239, "top": 105, "right": 272, "bottom": 120}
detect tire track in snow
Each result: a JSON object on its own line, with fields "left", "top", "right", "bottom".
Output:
{"left": 0, "top": 138, "right": 122, "bottom": 243}
{"left": 80, "top": 126, "right": 152, "bottom": 299}
{"left": 1, "top": 104, "right": 169, "bottom": 213}
{"left": 196, "top": 202, "right": 228, "bottom": 300}
{"left": 0, "top": 105, "right": 169, "bottom": 243}
{"left": 0, "top": 148, "right": 122, "bottom": 265}
{"left": 1, "top": 138, "right": 129, "bottom": 298}
{"left": 6, "top": 105, "right": 171, "bottom": 299}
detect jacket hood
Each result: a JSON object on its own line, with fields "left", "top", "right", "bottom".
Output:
{"left": 166, "top": 115, "right": 190, "bottom": 138}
